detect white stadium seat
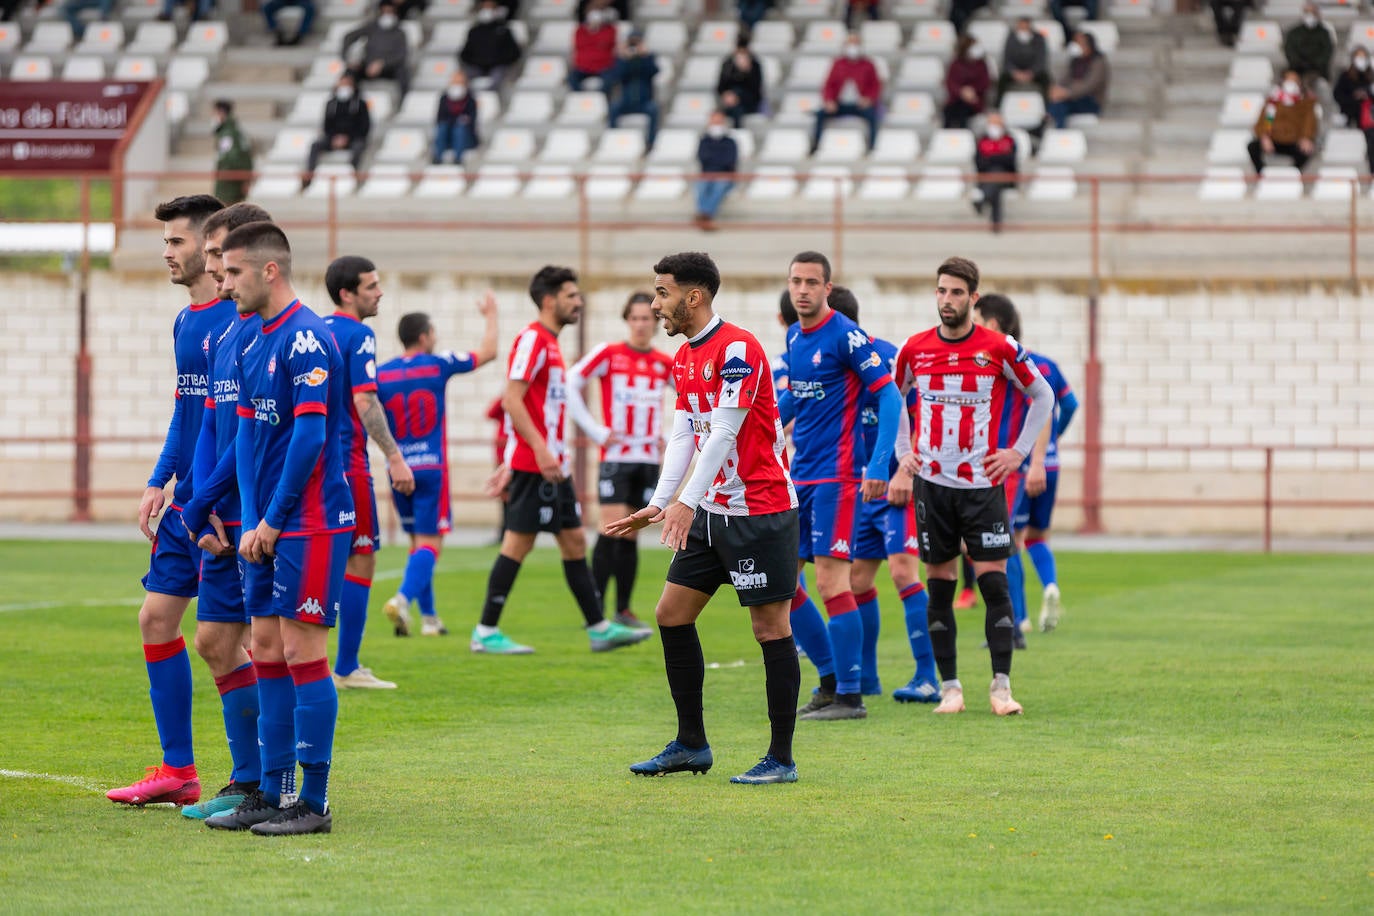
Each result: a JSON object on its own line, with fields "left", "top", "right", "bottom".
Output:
{"left": 747, "top": 166, "right": 800, "bottom": 199}
{"left": 1254, "top": 165, "right": 1304, "bottom": 200}
{"left": 1206, "top": 129, "right": 1254, "bottom": 166}
{"left": 858, "top": 165, "right": 912, "bottom": 200}
{"left": 1219, "top": 92, "right": 1265, "bottom": 128}
{"left": 412, "top": 164, "right": 468, "bottom": 198}
{"left": 871, "top": 129, "right": 921, "bottom": 163}
{"left": 1197, "top": 167, "right": 1248, "bottom": 200}
{"left": 915, "top": 166, "right": 967, "bottom": 199}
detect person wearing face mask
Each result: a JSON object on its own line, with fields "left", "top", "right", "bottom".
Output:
{"left": 1283, "top": 3, "right": 1334, "bottom": 84}
{"left": 1333, "top": 46, "right": 1372, "bottom": 127}
{"left": 212, "top": 100, "right": 254, "bottom": 205}
{"left": 1046, "top": 31, "right": 1108, "bottom": 129}
{"left": 694, "top": 111, "right": 739, "bottom": 231}
{"left": 943, "top": 35, "right": 991, "bottom": 130}
{"left": 569, "top": 2, "right": 618, "bottom": 91}
{"left": 971, "top": 112, "right": 1017, "bottom": 232}
{"left": 433, "top": 72, "right": 480, "bottom": 164}
{"left": 304, "top": 75, "right": 372, "bottom": 187}
{"left": 814, "top": 33, "right": 882, "bottom": 153}
{"left": 343, "top": 1, "right": 412, "bottom": 96}
{"left": 607, "top": 30, "right": 661, "bottom": 148}
{"left": 261, "top": 0, "right": 317, "bottom": 46}
{"left": 717, "top": 35, "right": 764, "bottom": 128}
{"left": 1247, "top": 69, "right": 1320, "bottom": 174}
{"left": 999, "top": 16, "right": 1049, "bottom": 102}
{"left": 459, "top": 0, "right": 522, "bottom": 88}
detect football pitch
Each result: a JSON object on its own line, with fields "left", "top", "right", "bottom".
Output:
{"left": 1, "top": 538, "right": 1371, "bottom": 913}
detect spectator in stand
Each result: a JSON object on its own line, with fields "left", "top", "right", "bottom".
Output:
{"left": 999, "top": 16, "right": 1050, "bottom": 102}
{"left": 694, "top": 110, "right": 738, "bottom": 231}
{"left": 813, "top": 31, "right": 882, "bottom": 153}
{"left": 62, "top": 0, "right": 114, "bottom": 40}
{"left": 460, "top": 0, "right": 522, "bottom": 88}
{"left": 718, "top": 34, "right": 764, "bottom": 127}
{"left": 971, "top": 112, "right": 1017, "bottom": 232}
{"left": 433, "top": 71, "right": 480, "bottom": 164}
{"left": 1, "top": 0, "right": 23, "bottom": 21}
{"left": 1333, "top": 46, "right": 1372, "bottom": 126}
{"left": 607, "top": 29, "right": 661, "bottom": 148}
{"left": 1211, "top": 0, "right": 1246, "bottom": 48}
{"left": 943, "top": 35, "right": 991, "bottom": 129}
{"left": 569, "top": 1, "right": 617, "bottom": 91}
{"left": 845, "top": 0, "right": 878, "bottom": 30}
{"left": 737, "top": 0, "right": 774, "bottom": 32}
{"left": 1046, "top": 30, "right": 1108, "bottom": 128}
{"left": 304, "top": 74, "right": 371, "bottom": 186}
{"left": 344, "top": 1, "right": 412, "bottom": 97}
{"left": 1048, "top": 0, "right": 1097, "bottom": 47}
{"left": 212, "top": 100, "right": 253, "bottom": 205}
{"left": 1284, "top": 2, "right": 1333, "bottom": 85}
{"left": 577, "top": 0, "right": 627, "bottom": 22}
{"left": 394, "top": 0, "right": 427, "bottom": 17}
{"left": 1247, "top": 69, "right": 1319, "bottom": 174}
{"left": 949, "top": 0, "right": 990, "bottom": 37}
{"left": 159, "top": 0, "right": 212, "bottom": 22}
{"left": 261, "top": 0, "right": 317, "bottom": 46}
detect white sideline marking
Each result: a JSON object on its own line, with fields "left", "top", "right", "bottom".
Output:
{"left": 0, "top": 597, "right": 142, "bottom": 614}
{"left": 0, "top": 769, "right": 105, "bottom": 793}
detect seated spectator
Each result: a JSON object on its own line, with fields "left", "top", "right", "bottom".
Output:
{"left": 717, "top": 35, "right": 764, "bottom": 128}
{"left": 1048, "top": 0, "right": 1097, "bottom": 46}
{"left": 344, "top": 1, "right": 412, "bottom": 97}
{"left": 943, "top": 35, "right": 991, "bottom": 129}
{"left": 1333, "top": 46, "right": 1371, "bottom": 126}
{"left": 999, "top": 16, "right": 1050, "bottom": 102}
{"left": 607, "top": 29, "right": 660, "bottom": 147}
{"left": 1, "top": 0, "right": 23, "bottom": 21}
{"left": 305, "top": 74, "right": 371, "bottom": 186}
{"left": 1046, "top": 31, "right": 1108, "bottom": 129}
{"left": 212, "top": 100, "right": 254, "bottom": 205}
{"left": 845, "top": 0, "right": 877, "bottom": 30}
{"left": 577, "top": 0, "right": 627, "bottom": 22}
{"left": 261, "top": 0, "right": 317, "bottom": 46}
{"left": 159, "top": 0, "right": 212, "bottom": 22}
{"left": 694, "top": 110, "right": 738, "bottom": 231}
{"left": 971, "top": 112, "right": 1016, "bottom": 232}
{"left": 433, "top": 71, "right": 479, "bottom": 164}
{"left": 1247, "top": 69, "right": 1319, "bottom": 173}
{"left": 1211, "top": 0, "right": 1247, "bottom": 48}
{"left": 393, "top": 0, "right": 426, "bottom": 17}
{"left": 813, "top": 31, "right": 881, "bottom": 153}
{"left": 737, "top": 0, "right": 774, "bottom": 32}
{"left": 1284, "top": 2, "right": 1333, "bottom": 85}
{"left": 569, "top": 2, "right": 617, "bottom": 91}
{"left": 62, "top": 0, "right": 114, "bottom": 40}
{"left": 460, "top": 0, "right": 522, "bottom": 88}
{"left": 949, "top": 0, "right": 989, "bottom": 37}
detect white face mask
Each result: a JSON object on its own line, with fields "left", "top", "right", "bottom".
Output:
{"left": 707, "top": 124, "right": 726, "bottom": 139}
{"left": 477, "top": 7, "right": 497, "bottom": 21}
{"left": 844, "top": 44, "right": 861, "bottom": 59}
{"left": 447, "top": 85, "right": 467, "bottom": 99}
{"left": 586, "top": 10, "right": 604, "bottom": 25}
{"left": 1283, "top": 79, "right": 1302, "bottom": 95}
{"left": 968, "top": 44, "right": 985, "bottom": 60}
{"left": 378, "top": 13, "right": 397, "bottom": 28}
{"left": 1302, "top": 13, "right": 1318, "bottom": 27}
{"left": 986, "top": 125, "right": 1004, "bottom": 139}
{"left": 1356, "top": 56, "right": 1370, "bottom": 71}
{"left": 1016, "top": 29, "right": 1033, "bottom": 43}
{"left": 1067, "top": 42, "right": 1084, "bottom": 58}
{"left": 336, "top": 86, "right": 354, "bottom": 100}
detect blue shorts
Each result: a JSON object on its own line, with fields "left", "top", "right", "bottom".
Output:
{"left": 391, "top": 468, "right": 451, "bottom": 537}
{"left": 242, "top": 554, "right": 274, "bottom": 617}
{"left": 197, "top": 524, "right": 247, "bottom": 624}
{"left": 257, "top": 530, "right": 350, "bottom": 627}
{"left": 347, "top": 475, "right": 380, "bottom": 554}
{"left": 853, "top": 496, "right": 921, "bottom": 561}
{"left": 796, "top": 480, "right": 859, "bottom": 563}
{"left": 141, "top": 506, "right": 200, "bottom": 599}
{"left": 1015, "top": 469, "right": 1059, "bottom": 532}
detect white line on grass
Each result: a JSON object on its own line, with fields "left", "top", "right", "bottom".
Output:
{"left": 0, "top": 597, "right": 143, "bottom": 614}
{"left": 0, "top": 769, "right": 105, "bottom": 793}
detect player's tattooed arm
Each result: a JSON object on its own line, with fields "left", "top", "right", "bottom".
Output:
{"left": 355, "top": 391, "right": 416, "bottom": 495}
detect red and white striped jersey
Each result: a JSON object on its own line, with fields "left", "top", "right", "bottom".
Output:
{"left": 674, "top": 318, "right": 797, "bottom": 516}
{"left": 570, "top": 341, "right": 674, "bottom": 464}
{"left": 895, "top": 324, "right": 1044, "bottom": 490}
{"left": 504, "top": 321, "right": 570, "bottom": 477}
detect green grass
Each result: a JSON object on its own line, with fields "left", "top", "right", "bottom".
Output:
{"left": 1, "top": 541, "right": 1371, "bottom": 913}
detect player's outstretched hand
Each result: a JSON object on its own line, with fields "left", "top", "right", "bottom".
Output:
{"left": 476, "top": 289, "right": 498, "bottom": 317}
{"left": 887, "top": 472, "right": 912, "bottom": 507}
{"left": 388, "top": 452, "right": 416, "bottom": 496}
{"left": 984, "top": 448, "right": 1023, "bottom": 485}
{"left": 604, "top": 505, "right": 663, "bottom": 538}
{"left": 861, "top": 476, "right": 887, "bottom": 502}
{"left": 139, "top": 485, "right": 166, "bottom": 540}
{"left": 659, "top": 502, "right": 694, "bottom": 551}
{"left": 484, "top": 463, "right": 512, "bottom": 498}
{"left": 197, "top": 514, "right": 234, "bottom": 557}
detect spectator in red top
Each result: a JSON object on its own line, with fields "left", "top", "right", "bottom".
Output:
{"left": 813, "top": 31, "right": 882, "bottom": 152}
{"left": 943, "top": 35, "right": 991, "bottom": 129}
{"left": 569, "top": 1, "right": 618, "bottom": 91}
{"left": 971, "top": 112, "right": 1017, "bottom": 232}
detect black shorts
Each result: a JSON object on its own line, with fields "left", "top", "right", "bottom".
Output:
{"left": 597, "top": 461, "right": 659, "bottom": 510}
{"left": 914, "top": 477, "right": 1013, "bottom": 565}
{"left": 666, "top": 508, "right": 799, "bottom": 607}
{"left": 505, "top": 470, "right": 582, "bottom": 534}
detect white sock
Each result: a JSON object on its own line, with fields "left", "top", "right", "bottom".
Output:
{"left": 475, "top": 623, "right": 498, "bottom": 637}
{"left": 588, "top": 620, "right": 610, "bottom": 633}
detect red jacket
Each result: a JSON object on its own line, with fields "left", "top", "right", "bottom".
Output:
{"left": 572, "top": 25, "right": 616, "bottom": 74}
{"left": 945, "top": 58, "right": 991, "bottom": 111}
{"left": 822, "top": 56, "right": 881, "bottom": 105}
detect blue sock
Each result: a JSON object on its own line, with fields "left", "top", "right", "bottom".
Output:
{"left": 291, "top": 659, "right": 337, "bottom": 816}
{"left": 1026, "top": 539, "right": 1057, "bottom": 589}
{"left": 825, "top": 592, "right": 864, "bottom": 696}
{"left": 789, "top": 587, "right": 834, "bottom": 679}
{"left": 418, "top": 581, "right": 436, "bottom": 619}
{"left": 399, "top": 546, "right": 438, "bottom": 613}
{"left": 1008, "top": 552, "right": 1027, "bottom": 630}
{"left": 855, "top": 588, "right": 881, "bottom": 693}
{"left": 333, "top": 574, "right": 370, "bottom": 677}
{"left": 255, "top": 660, "right": 296, "bottom": 806}
{"left": 900, "top": 582, "right": 937, "bottom": 683}
{"left": 144, "top": 636, "right": 194, "bottom": 768}
{"left": 214, "top": 663, "right": 261, "bottom": 784}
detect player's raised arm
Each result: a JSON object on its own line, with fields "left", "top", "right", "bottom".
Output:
{"left": 471, "top": 290, "right": 500, "bottom": 366}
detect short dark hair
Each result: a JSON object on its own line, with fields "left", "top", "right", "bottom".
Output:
{"left": 790, "top": 250, "right": 831, "bottom": 283}
{"left": 937, "top": 256, "right": 980, "bottom": 294}
{"left": 622, "top": 291, "right": 654, "bottom": 320}
{"left": 221, "top": 221, "right": 292, "bottom": 278}
{"left": 153, "top": 194, "right": 224, "bottom": 231}
{"left": 652, "top": 251, "right": 720, "bottom": 298}
{"left": 529, "top": 265, "right": 578, "bottom": 308}
{"left": 202, "top": 202, "right": 273, "bottom": 238}
{"left": 778, "top": 290, "right": 798, "bottom": 326}
{"left": 213, "top": 99, "right": 233, "bottom": 117}
{"left": 326, "top": 255, "right": 378, "bottom": 305}
{"left": 397, "top": 312, "right": 432, "bottom": 348}
{"left": 828, "top": 285, "right": 859, "bottom": 323}
{"left": 974, "top": 293, "right": 1020, "bottom": 340}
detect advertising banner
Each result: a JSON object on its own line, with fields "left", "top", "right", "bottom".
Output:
{"left": 0, "top": 81, "right": 157, "bottom": 172}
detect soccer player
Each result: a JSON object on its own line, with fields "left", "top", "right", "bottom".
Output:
{"left": 894, "top": 256, "right": 1054, "bottom": 717}
{"left": 206, "top": 221, "right": 351, "bottom": 835}
{"left": 107, "top": 194, "right": 230, "bottom": 808}
{"left": 566, "top": 291, "right": 674, "bottom": 632}
{"left": 322, "top": 256, "right": 415, "bottom": 686}
{"left": 781, "top": 251, "right": 903, "bottom": 721}
{"left": 376, "top": 301, "right": 499, "bottom": 637}
{"left": 611, "top": 251, "right": 802, "bottom": 785}
{"left": 824, "top": 287, "right": 940, "bottom": 705}
{"left": 475, "top": 266, "right": 650, "bottom": 655}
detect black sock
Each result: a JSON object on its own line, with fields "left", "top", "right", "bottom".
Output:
{"left": 760, "top": 636, "right": 799, "bottom": 766}
{"left": 480, "top": 554, "right": 522, "bottom": 627}
{"left": 590, "top": 536, "right": 614, "bottom": 614}
{"left": 961, "top": 557, "right": 975, "bottom": 591}
{"left": 978, "top": 571, "right": 1015, "bottom": 676}
{"left": 836, "top": 692, "right": 862, "bottom": 707}
{"left": 661, "top": 623, "right": 706, "bottom": 749}
{"left": 819, "top": 672, "right": 837, "bottom": 694}
{"left": 614, "top": 537, "right": 639, "bottom": 614}
{"left": 927, "top": 577, "right": 958, "bottom": 682}
{"left": 563, "top": 559, "right": 604, "bottom": 627}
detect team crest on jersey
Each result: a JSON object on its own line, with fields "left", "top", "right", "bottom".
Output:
{"left": 290, "top": 329, "right": 324, "bottom": 358}
{"left": 702, "top": 360, "right": 713, "bottom": 381}
{"left": 811, "top": 350, "right": 823, "bottom": 366}
{"left": 202, "top": 333, "right": 211, "bottom": 354}
{"left": 973, "top": 351, "right": 990, "bottom": 367}
{"left": 267, "top": 355, "right": 277, "bottom": 375}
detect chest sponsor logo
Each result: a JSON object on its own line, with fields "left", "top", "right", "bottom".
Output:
{"left": 790, "top": 379, "right": 826, "bottom": 401}
{"left": 251, "top": 397, "right": 280, "bottom": 425}
{"left": 729, "top": 558, "right": 769, "bottom": 590}
{"left": 290, "top": 329, "right": 325, "bottom": 359}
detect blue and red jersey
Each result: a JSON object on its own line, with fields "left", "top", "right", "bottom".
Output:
{"left": 858, "top": 336, "right": 919, "bottom": 474}
{"left": 324, "top": 311, "right": 380, "bottom": 478}
{"left": 376, "top": 350, "right": 479, "bottom": 470}
{"left": 998, "top": 351, "right": 1072, "bottom": 472}
{"left": 785, "top": 309, "right": 893, "bottom": 484}
{"left": 200, "top": 313, "right": 259, "bottom": 525}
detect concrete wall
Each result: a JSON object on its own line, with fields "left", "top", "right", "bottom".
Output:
{"left": 3, "top": 271, "right": 1371, "bottom": 536}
